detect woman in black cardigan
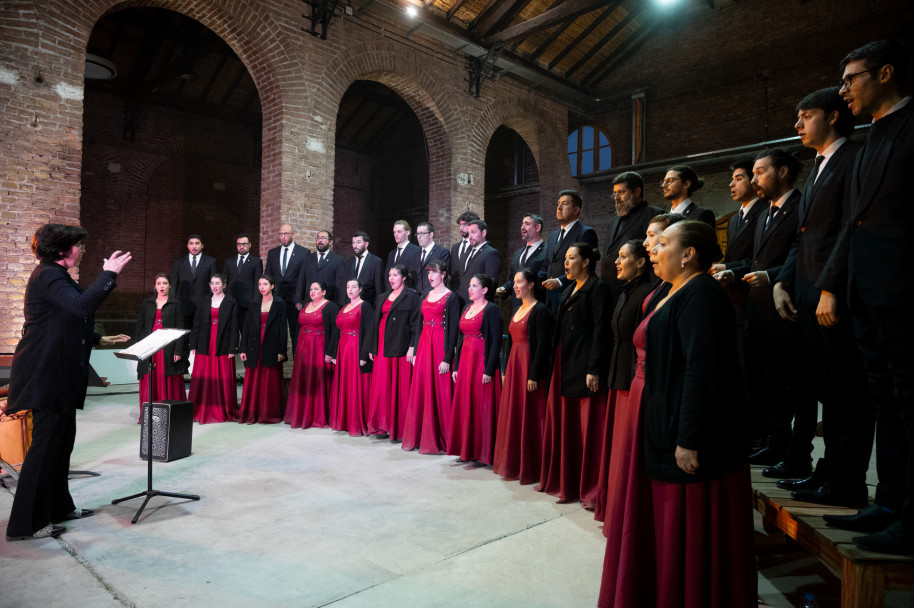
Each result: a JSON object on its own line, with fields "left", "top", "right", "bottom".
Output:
{"left": 188, "top": 273, "right": 238, "bottom": 423}
{"left": 536, "top": 242, "right": 613, "bottom": 508}
{"left": 601, "top": 220, "right": 754, "bottom": 607}
{"left": 135, "top": 273, "right": 188, "bottom": 420}
{"left": 447, "top": 274, "right": 503, "bottom": 465}
{"left": 329, "top": 279, "right": 375, "bottom": 435}
{"left": 593, "top": 240, "right": 653, "bottom": 523}
{"left": 366, "top": 263, "right": 420, "bottom": 440}
{"left": 494, "top": 268, "right": 553, "bottom": 483}
{"left": 238, "top": 275, "right": 288, "bottom": 424}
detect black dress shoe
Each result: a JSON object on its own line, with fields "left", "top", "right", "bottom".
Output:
{"left": 748, "top": 445, "right": 784, "bottom": 466}
{"left": 777, "top": 473, "right": 817, "bottom": 491}
{"left": 61, "top": 508, "right": 94, "bottom": 521}
{"left": 824, "top": 504, "right": 899, "bottom": 532}
{"left": 762, "top": 460, "right": 812, "bottom": 479}
{"left": 853, "top": 522, "right": 914, "bottom": 555}
{"left": 6, "top": 524, "right": 67, "bottom": 541}
{"left": 791, "top": 482, "right": 869, "bottom": 507}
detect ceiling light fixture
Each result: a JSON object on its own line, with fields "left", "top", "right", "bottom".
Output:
{"left": 405, "top": 5, "right": 418, "bottom": 18}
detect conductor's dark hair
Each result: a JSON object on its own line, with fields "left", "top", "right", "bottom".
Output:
{"left": 668, "top": 166, "right": 705, "bottom": 195}
{"left": 32, "top": 223, "right": 88, "bottom": 262}
{"left": 797, "top": 87, "right": 855, "bottom": 138}
{"left": 471, "top": 274, "right": 495, "bottom": 301}
{"left": 559, "top": 189, "right": 583, "bottom": 208}
{"left": 841, "top": 40, "right": 908, "bottom": 84}
{"left": 569, "top": 241, "right": 600, "bottom": 275}
{"left": 672, "top": 221, "right": 723, "bottom": 272}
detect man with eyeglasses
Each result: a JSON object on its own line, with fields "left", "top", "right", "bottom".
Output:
{"left": 414, "top": 221, "right": 450, "bottom": 295}
{"left": 660, "top": 166, "right": 716, "bottom": 227}
{"left": 601, "top": 171, "right": 661, "bottom": 301}
{"left": 223, "top": 232, "right": 262, "bottom": 333}
{"left": 265, "top": 223, "right": 312, "bottom": 348}
{"left": 170, "top": 234, "right": 216, "bottom": 329}
{"left": 297, "top": 230, "right": 347, "bottom": 306}
{"left": 817, "top": 40, "right": 914, "bottom": 555}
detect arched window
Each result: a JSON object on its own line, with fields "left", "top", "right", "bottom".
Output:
{"left": 568, "top": 125, "right": 611, "bottom": 177}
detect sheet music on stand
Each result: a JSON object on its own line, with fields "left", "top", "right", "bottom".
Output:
{"left": 115, "top": 329, "right": 189, "bottom": 362}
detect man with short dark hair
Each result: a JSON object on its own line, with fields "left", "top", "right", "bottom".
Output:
{"left": 347, "top": 231, "right": 384, "bottom": 305}
{"left": 496, "top": 214, "right": 546, "bottom": 310}
{"left": 297, "top": 230, "right": 347, "bottom": 306}
{"left": 223, "top": 232, "right": 262, "bottom": 333}
{"left": 538, "top": 190, "right": 598, "bottom": 314}
{"left": 386, "top": 220, "right": 421, "bottom": 278}
{"left": 264, "top": 223, "right": 311, "bottom": 348}
{"left": 414, "top": 221, "right": 450, "bottom": 295}
{"left": 601, "top": 172, "right": 662, "bottom": 299}
{"left": 660, "top": 166, "right": 716, "bottom": 227}
{"left": 819, "top": 40, "right": 914, "bottom": 554}
{"left": 449, "top": 210, "right": 480, "bottom": 291}
{"left": 171, "top": 234, "right": 216, "bottom": 328}
{"left": 457, "top": 219, "right": 501, "bottom": 304}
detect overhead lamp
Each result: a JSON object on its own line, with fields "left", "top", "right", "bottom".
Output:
{"left": 405, "top": 5, "right": 418, "bottom": 18}
{"left": 85, "top": 53, "right": 117, "bottom": 80}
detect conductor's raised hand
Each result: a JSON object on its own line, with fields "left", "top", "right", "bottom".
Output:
{"left": 103, "top": 251, "right": 132, "bottom": 275}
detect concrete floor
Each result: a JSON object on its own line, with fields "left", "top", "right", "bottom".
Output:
{"left": 0, "top": 386, "right": 866, "bottom": 608}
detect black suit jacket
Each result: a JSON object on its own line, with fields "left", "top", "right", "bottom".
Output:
{"left": 819, "top": 102, "right": 914, "bottom": 307}
{"left": 386, "top": 242, "right": 422, "bottom": 278}
{"left": 367, "top": 288, "right": 421, "bottom": 358}
{"left": 189, "top": 295, "right": 239, "bottom": 357}
{"left": 538, "top": 221, "right": 599, "bottom": 285}
{"left": 264, "top": 243, "right": 311, "bottom": 303}
{"left": 7, "top": 263, "right": 118, "bottom": 415}
{"left": 415, "top": 244, "right": 451, "bottom": 295}
{"left": 608, "top": 272, "right": 655, "bottom": 390}
{"left": 553, "top": 275, "right": 613, "bottom": 397}
{"left": 298, "top": 249, "right": 347, "bottom": 306}
{"left": 449, "top": 239, "right": 471, "bottom": 290}
{"left": 240, "top": 297, "right": 288, "bottom": 367}
{"left": 223, "top": 254, "right": 262, "bottom": 311}
{"left": 774, "top": 141, "right": 859, "bottom": 310}
{"left": 170, "top": 253, "right": 216, "bottom": 321}
{"left": 731, "top": 189, "right": 802, "bottom": 336}
{"left": 135, "top": 296, "right": 189, "bottom": 377}
{"left": 346, "top": 251, "right": 385, "bottom": 305}
{"left": 722, "top": 199, "right": 766, "bottom": 322}
{"left": 500, "top": 241, "right": 546, "bottom": 309}
{"left": 601, "top": 202, "right": 662, "bottom": 298}
{"left": 680, "top": 201, "right": 716, "bottom": 227}
{"left": 457, "top": 242, "right": 502, "bottom": 303}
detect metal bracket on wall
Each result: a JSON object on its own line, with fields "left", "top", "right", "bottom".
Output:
{"left": 303, "top": 0, "right": 343, "bottom": 40}
{"left": 466, "top": 42, "right": 504, "bottom": 98}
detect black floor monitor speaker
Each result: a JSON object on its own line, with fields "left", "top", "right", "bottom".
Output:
{"left": 140, "top": 400, "right": 193, "bottom": 462}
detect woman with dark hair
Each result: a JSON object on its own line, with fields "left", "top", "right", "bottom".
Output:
{"left": 536, "top": 242, "right": 612, "bottom": 508}
{"left": 286, "top": 281, "right": 340, "bottom": 429}
{"left": 4, "top": 224, "right": 130, "bottom": 541}
{"left": 329, "top": 279, "right": 374, "bottom": 435}
{"left": 641, "top": 213, "right": 685, "bottom": 316}
{"left": 447, "top": 274, "right": 503, "bottom": 464}
{"left": 238, "top": 275, "right": 287, "bottom": 424}
{"left": 599, "top": 220, "right": 754, "bottom": 607}
{"left": 367, "top": 263, "right": 420, "bottom": 440}
{"left": 188, "top": 273, "right": 238, "bottom": 424}
{"left": 493, "top": 268, "right": 553, "bottom": 483}
{"left": 135, "top": 273, "right": 188, "bottom": 421}
{"left": 402, "top": 260, "right": 459, "bottom": 453}
{"left": 593, "top": 239, "right": 654, "bottom": 523}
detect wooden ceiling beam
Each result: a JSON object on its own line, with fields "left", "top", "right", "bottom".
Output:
{"left": 546, "top": 3, "right": 617, "bottom": 70}
{"left": 584, "top": 20, "right": 660, "bottom": 87}
{"left": 482, "top": 0, "right": 606, "bottom": 45}
{"left": 527, "top": 18, "right": 573, "bottom": 61}
{"left": 564, "top": 3, "right": 644, "bottom": 79}
{"left": 474, "top": 0, "right": 533, "bottom": 39}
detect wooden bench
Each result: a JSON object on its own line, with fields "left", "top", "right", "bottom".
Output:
{"left": 752, "top": 467, "right": 914, "bottom": 607}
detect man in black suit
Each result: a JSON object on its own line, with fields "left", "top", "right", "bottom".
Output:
{"left": 297, "top": 230, "right": 347, "bottom": 306}
{"left": 496, "top": 213, "right": 546, "bottom": 310}
{"left": 711, "top": 160, "right": 767, "bottom": 450}
{"left": 448, "top": 210, "right": 479, "bottom": 291}
{"left": 386, "top": 220, "right": 421, "bottom": 279}
{"left": 538, "top": 189, "right": 599, "bottom": 314}
{"left": 347, "top": 230, "right": 384, "bottom": 305}
{"left": 457, "top": 219, "right": 501, "bottom": 304}
{"left": 170, "top": 233, "right": 216, "bottom": 329}
{"left": 601, "top": 172, "right": 662, "bottom": 300}
{"left": 766, "top": 88, "right": 871, "bottom": 508}
{"left": 264, "top": 223, "right": 311, "bottom": 349}
{"left": 661, "top": 165, "right": 716, "bottom": 227}
{"left": 223, "top": 232, "right": 262, "bottom": 333}
{"left": 720, "top": 149, "right": 815, "bottom": 479}
{"left": 414, "top": 221, "right": 450, "bottom": 295}
{"left": 819, "top": 41, "right": 914, "bottom": 554}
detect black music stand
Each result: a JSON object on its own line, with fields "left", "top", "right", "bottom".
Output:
{"left": 112, "top": 330, "right": 199, "bottom": 524}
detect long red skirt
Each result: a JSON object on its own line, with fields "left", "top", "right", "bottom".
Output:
{"left": 189, "top": 310, "right": 238, "bottom": 424}
{"left": 329, "top": 305, "right": 371, "bottom": 436}
{"left": 368, "top": 301, "right": 412, "bottom": 439}
{"left": 285, "top": 307, "right": 331, "bottom": 429}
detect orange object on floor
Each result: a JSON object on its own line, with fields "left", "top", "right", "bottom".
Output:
{"left": 0, "top": 407, "right": 33, "bottom": 472}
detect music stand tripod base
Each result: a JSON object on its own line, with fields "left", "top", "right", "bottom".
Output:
{"left": 111, "top": 488, "right": 200, "bottom": 525}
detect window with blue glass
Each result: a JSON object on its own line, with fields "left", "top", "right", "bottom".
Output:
{"left": 568, "top": 125, "right": 611, "bottom": 177}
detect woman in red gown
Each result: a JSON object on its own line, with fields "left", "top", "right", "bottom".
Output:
{"left": 329, "top": 279, "right": 374, "bottom": 435}
{"left": 286, "top": 281, "right": 339, "bottom": 429}
{"left": 493, "top": 269, "right": 553, "bottom": 483}
{"left": 238, "top": 275, "right": 287, "bottom": 424}
{"left": 402, "top": 260, "right": 459, "bottom": 454}
{"left": 447, "top": 274, "right": 503, "bottom": 465}
{"left": 135, "top": 273, "right": 187, "bottom": 420}
{"left": 536, "top": 242, "right": 612, "bottom": 508}
{"left": 366, "top": 264, "right": 419, "bottom": 440}
{"left": 188, "top": 274, "right": 238, "bottom": 424}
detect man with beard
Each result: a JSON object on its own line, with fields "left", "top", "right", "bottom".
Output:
{"left": 456, "top": 219, "right": 501, "bottom": 304}
{"left": 449, "top": 210, "right": 479, "bottom": 291}
{"left": 346, "top": 231, "right": 384, "bottom": 305}
{"left": 601, "top": 172, "right": 661, "bottom": 301}
{"left": 223, "top": 232, "right": 262, "bottom": 334}
{"left": 170, "top": 234, "right": 216, "bottom": 329}
{"left": 496, "top": 214, "right": 546, "bottom": 310}
{"left": 660, "top": 165, "right": 716, "bottom": 227}
{"left": 297, "top": 230, "right": 347, "bottom": 306}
